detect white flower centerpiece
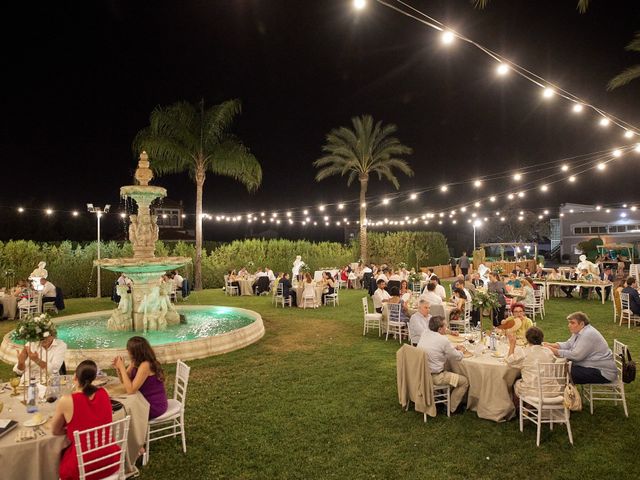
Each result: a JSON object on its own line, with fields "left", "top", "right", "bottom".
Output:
{"left": 15, "top": 313, "right": 56, "bottom": 385}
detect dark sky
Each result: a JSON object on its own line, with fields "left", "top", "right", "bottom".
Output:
{"left": 3, "top": 0, "right": 640, "bottom": 242}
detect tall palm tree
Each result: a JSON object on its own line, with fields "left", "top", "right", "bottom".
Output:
{"left": 314, "top": 115, "right": 413, "bottom": 263}
{"left": 608, "top": 33, "right": 640, "bottom": 90}
{"left": 133, "top": 99, "right": 261, "bottom": 290}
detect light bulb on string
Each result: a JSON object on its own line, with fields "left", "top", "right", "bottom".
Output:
{"left": 489, "top": 196, "right": 496, "bottom": 202}
{"left": 45, "top": 209, "right": 53, "bottom": 215}
{"left": 631, "top": 206, "right": 637, "bottom": 211}
{"left": 382, "top": 198, "right": 390, "bottom": 205}
{"left": 410, "top": 193, "right": 417, "bottom": 200}
{"left": 544, "top": 210, "right": 549, "bottom": 215}
{"left": 361, "top": 202, "right": 366, "bottom": 207}
{"left": 572, "top": 103, "right": 584, "bottom": 113}
{"left": 597, "top": 162, "right": 606, "bottom": 171}
{"left": 542, "top": 87, "right": 555, "bottom": 98}
{"left": 513, "top": 173, "right": 522, "bottom": 181}
{"left": 635, "top": 144, "right": 640, "bottom": 153}
{"left": 496, "top": 63, "right": 509, "bottom": 76}
{"left": 353, "top": 0, "right": 366, "bottom": 11}
{"left": 625, "top": 130, "right": 634, "bottom": 139}
{"left": 518, "top": 191, "right": 525, "bottom": 198}
{"left": 612, "top": 149, "right": 622, "bottom": 158}
{"left": 507, "top": 194, "right": 515, "bottom": 200}
{"left": 17, "top": 207, "right": 24, "bottom": 213}
{"left": 599, "top": 117, "right": 610, "bottom": 127}
{"left": 568, "top": 176, "right": 576, "bottom": 183}
{"left": 473, "top": 179, "right": 482, "bottom": 188}
{"left": 337, "top": 203, "right": 344, "bottom": 210}
{"left": 460, "top": 207, "right": 467, "bottom": 212}
{"left": 500, "top": 217, "right": 506, "bottom": 222}
{"left": 474, "top": 201, "right": 481, "bottom": 208}
{"left": 441, "top": 31, "right": 455, "bottom": 45}
{"left": 73, "top": 211, "right": 79, "bottom": 217}
{"left": 540, "top": 184, "right": 549, "bottom": 192}
{"left": 440, "top": 185, "right": 448, "bottom": 192}
{"left": 595, "top": 205, "right": 602, "bottom": 211}
{"left": 318, "top": 205, "right": 325, "bottom": 212}
{"left": 561, "top": 164, "right": 569, "bottom": 172}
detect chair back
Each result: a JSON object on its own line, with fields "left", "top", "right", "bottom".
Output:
{"left": 535, "top": 362, "right": 568, "bottom": 404}
{"left": 362, "top": 297, "right": 370, "bottom": 315}
{"left": 613, "top": 339, "right": 628, "bottom": 377}
{"left": 388, "top": 303, "right": 402, "bottom": 323}
{"left": 174, "top": 360, "right": 191, "bottom": 405}
{"left": 412, "top": 282, "right": 422, "bottom": 295}
{"left": 621, "top": 292, "right": 631, "bottom": 310}
{"left": 276, "top": 283, "right": 284, "bottom": 296}
{"left": 73, "top": 415, "right": 131, "bottom": 480}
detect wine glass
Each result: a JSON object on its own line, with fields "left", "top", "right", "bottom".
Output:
{"left": 10, "top": 377, "right": 20, "bottom": 396}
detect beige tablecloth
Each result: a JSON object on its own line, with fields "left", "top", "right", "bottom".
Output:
{"left": 0, "top": 377, "right": 149, "bottom": 479}
{"left": 1, "top": 294, "right": 17, "bottom": 319}
{"left": 294, "top": 284, "right": 323, "bottom": 307}
{"left": 237, "top": 278, "right": 255, "bottom": 296}
{"left": 449, "top": 349, "right": 520, "bottom": 422}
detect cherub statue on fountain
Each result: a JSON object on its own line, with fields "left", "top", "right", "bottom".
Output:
{"left": 107, "top": 285, "right": 132, "bottom": 331}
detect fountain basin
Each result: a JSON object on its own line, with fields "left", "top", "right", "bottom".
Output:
{"left": 0, "top": 305, "right": 265, "bottom": 369}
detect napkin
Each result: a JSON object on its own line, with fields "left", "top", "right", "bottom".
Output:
{"left": 0, "top": 419, "right": 11, "bottom": 428}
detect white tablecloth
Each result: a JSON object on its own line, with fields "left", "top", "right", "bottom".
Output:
{"left": 0, "top": 294, "right": 17, "bottom": 320}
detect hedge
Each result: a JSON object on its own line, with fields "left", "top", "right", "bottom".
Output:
{"left": 358, "top": 231, "right": 450, "bottom": 268}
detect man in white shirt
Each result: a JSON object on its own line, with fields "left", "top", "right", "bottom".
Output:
{"left": 417, "top": 316, "right": 469, "bottom": 412}
{"left": 427, "top": 278, "right": 446, "bottom": 301}
{"left": 265, "top": 267, "right": 276, "bottom": 283}
{"left": 172, "top": 271, "right": 184, "bottom": 288}
{"left": 408, "top": 300, "right": 431, "bottom": 346}
{"left": 420, "top": 282, "right": 443, "bottom": 305}
{"left": 40, "top": 278, "right": 57, "bottom": 304}
{"left": 372, "top": 279, "right": 391, "bottom": 313}
{"left": 376, "top": 270, "right": 389, "bottom": 284}
{"left": 255, "top": 268, "right": 268, "bottom": 278}
{"left": 14, "top": 331, "right": 67, "bottom": 381}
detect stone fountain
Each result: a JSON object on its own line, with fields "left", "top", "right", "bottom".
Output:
{"left": 95, "top": 152, "right": 191, "bottom": 331}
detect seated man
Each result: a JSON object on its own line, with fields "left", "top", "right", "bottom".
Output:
{"left": 372, "top": 279, "right": 390, "bottom": 314}
{"left": 40, "top": 277, "right": 57, "bottom": 304}
{"left": 512, "top": 265, "right": 524, "bottom": 277}
{"left": 279, "top": 273, "right": 297, "bottom": 305}
{"left": 417, "top": 316, "right": 469, "bottom": 413}
{"left": 420, "top": 282, "right": 443, "bottom": 306}
{"left": 505, "top": 326, "right": 556, "bottom": 399}
{"left": 622, "top": 276, "right": 640, "bottom": 315}
{"left": 544, "top": 312, "right": 617, "bottom": 384}
{"left": 14, "top": 328, "right": 67, "bottom": 381}
{"left": 595, "top": 267, "right": 613, "bottom": 302}
{"left": 408, "top": 300, "right": 431, "bottom": 346}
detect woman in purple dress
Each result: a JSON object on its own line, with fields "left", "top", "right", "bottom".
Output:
{"left": 112, "top": 336, "right": 168, "bottom": 419}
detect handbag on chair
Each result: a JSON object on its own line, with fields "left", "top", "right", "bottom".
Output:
{"left": 563, "top": 364, "right": 582, "bottom": 411}
{"left": 622, "top": 349, "right": 636, "bottom": 384}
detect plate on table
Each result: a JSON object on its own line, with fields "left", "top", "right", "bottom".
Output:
{"left": 491, "top": 352, "right": 505, "bottom": 359}
{"left": 447, "top": 335, "right": 465, "bottom": 343}
{"left": 92, "top": 376, "right": 109, "bottom": 387}
{"left": 463, "top": 351, "right": 474, "bottom": 358}
{"left": 23, "top": 414, "right": 48, "bottom": 427}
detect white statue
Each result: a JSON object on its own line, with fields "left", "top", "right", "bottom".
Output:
{"left": 29, "top": 261, "right": 48, "bottom": 290}
{"left": 107, "top": 285, "right": 132, "bottom": 331}
{"left": 292, "top": 255, "right": 305, "bottom": 278}
{"left": 577, "top": 255, "right": 599, "bottom": 275}
{"left": 477, "top": 264, "right": 490, "bottom": 287}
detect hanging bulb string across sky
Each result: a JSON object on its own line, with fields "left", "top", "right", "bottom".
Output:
{"left": 358, "top": 0, "right": 640, "bottom": 136}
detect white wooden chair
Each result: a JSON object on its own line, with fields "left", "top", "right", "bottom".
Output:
{"left": 42, "top": 292, "right": 58, "bottom": 315}
{"left": 411, "top": 282, "right": 422, "bottom": 297}
{"left": 225, "top": 280, "right": 239, "bottom": 297}
{"left": 301, "top": 284, "right": 317, "bottom": 309}
{"left": 525, "top": 290, "right": 544, "bottom": 322}
{"left": 620, "top": 293, "right": 640, "bottom": 329}
{"left": 613, "top": 291, "right": 622, "bottom": 323}
{"left": 519, "top": 362, "right": 573, "bottom": 447}
{"left": 324, "top": 282, "right": 340, "bottom": 307}
{"left": 362, "top": 297, "right": 382, "bottom": 336}
{"left": 581, "top": 340, "right": 629, "bottom": 417}
{"left": 425, "top": 384, "right": 451, "bottom": 422}
{"left": 274, "top": 283, "right": 292, "bottom": 308}
{"left": 18, "top": 290, "right": 41, "bottom": 319}
{"left": 385, "top": 303, "right": 408, "bottom": 343}
{"left": 73, "top": 415, "right": 131, "bottom": 480}
{"left": 143, "top": 360, "right": 190, "bottom": 466}
{"left": 450, "top": 301, "right": 472, "bottom": 333}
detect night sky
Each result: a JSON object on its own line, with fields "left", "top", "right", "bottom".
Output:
{"left": 3, "top": 0, "right": 640, "bottom": 242}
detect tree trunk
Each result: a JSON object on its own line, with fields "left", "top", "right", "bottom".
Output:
{"left": 194, "top": 165, "right": 206, "bottom": 290}
{"left": 359, "top": 175, "right": 369, "bottom": 263}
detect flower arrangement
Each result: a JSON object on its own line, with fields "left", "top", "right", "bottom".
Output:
{"left": 471, "top": 291, "right": 500, "bottom": 312}
{"left": 246, "top": 261, "right": 255, "bottom": 270}
{"left": 16, "top": 313, "right": 56, "bottom": 343}
{"left": 300, "top": 264, "right": 312, "bottom": 274}
{"left": 408, "top": 272, "right": 423, "bottom": 285}
{"left": 492, "top": 265, "right": 504, "bottom": 275}
{"left": 397, "top": 262, "right": 408, "bottom": 270}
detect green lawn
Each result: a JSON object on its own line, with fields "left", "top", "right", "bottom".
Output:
{"left": 1, "top": 288, "right": 637, "bottom": 479}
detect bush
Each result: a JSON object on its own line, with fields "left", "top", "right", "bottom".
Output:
{"left": 360, "top": 231, "right": 450, "bottom": 268}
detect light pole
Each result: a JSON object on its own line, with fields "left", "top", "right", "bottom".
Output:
{"left": 87, "top": 203, "right": 111, "bottom": 298}
{"left": 472, "top": 219, "right": 482, "bottom": 251}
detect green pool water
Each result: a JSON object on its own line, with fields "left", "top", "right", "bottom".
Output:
{"left": 11, "top": 307, "right": 255, "bottom": 349}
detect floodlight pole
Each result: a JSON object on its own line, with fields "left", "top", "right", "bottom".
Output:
{"left": 87, "top": 204, "right": 110, "bottom": 298}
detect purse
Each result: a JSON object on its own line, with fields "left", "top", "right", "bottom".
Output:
{"left": 621, "top": 349, "right": 636, "bottom": 384}
{"left": 563, "top": 383, "right": 582, "bottom": 411}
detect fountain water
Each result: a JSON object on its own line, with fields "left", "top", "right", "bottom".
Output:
{"left": 95, "top": 152, "right": 191, "bottom": 331}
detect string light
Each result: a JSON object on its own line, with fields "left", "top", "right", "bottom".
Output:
{"left": 625, "top": 130, "right": 634, "bottom": 138}
{"left": 507, "top": 193, "right": 515, "bottom": 200}
{"left": 540, "top": 184, "right": 548, "bottom": 192}
{"left": 337, "top": 204, "right": 344, "bottom": 210}
{"left": 440, "top": 185, "right": 448, "bottom": 192}
{"left": 636, "top": 144, "right": 640, "bottom": 153}
{"left": 568, "top": 176, "right": 576, "bottom": 182}
{"left": 597, "top": 163, "right": 606, "bottom": 171}
{"left": 17, "top": 207, "right": 24, "bottom": 213}
{"left": 513, "top": 173, "right": 522, "bottom": 181}
{"left": 72, "top": 211, "right": 79, "bottom": 217}
{"left": 45, "top": 209, "right": 53, "bottom": 215}
{"left": 441, "top": 31, "right": 455, "bottom": 44}
{"left": 353, "top": 0, "right": 366, "bottom": 10}
{"left": 496, "top": 63, "right": 509, "bottom": 76}
{"left": 612, "top": 149, "right": 622, "bottom": 158}
{"left": 572, "top": 104, "right": 584, "bottom": 113}
{"left": 382, "top": 198, "right": 390, "bottom": 205}
{"left": 561, "top": 164, "right": 569, "bottom": 172}
{"left": 119, "top": 212, "right": 126, "bottom": 218}
{"left": 473, "top": 180, "right": 482, "bottom": 188}
{"left": 489, "top": 196, "right": 496, "bottom": 202}
{"left": 318, "top": 205, "right": 325, "bottom": 211}
{"left": 542, "top": 88, "right": 554, "bottom": 98}
{"left": 410, "top": 193, "right": 418, "bottom": 200}
{"left": 599, "top": 117, "right": 611, "bottom": 127}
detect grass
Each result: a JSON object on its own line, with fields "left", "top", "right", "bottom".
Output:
{"left": 1, "top": 287, "right": 638, "bottom": 479}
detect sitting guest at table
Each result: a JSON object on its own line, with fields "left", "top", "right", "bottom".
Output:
{"left": 237, "top": 267, "right": 248, "bottom": 278}
{"left": 387, "top": 286, "right": 410, "bottom": 323}
{"left": 533, "top": 266, "right": 546, "bottom": 279}
{"left": 387, "top": 270, "right": 401, "bottom": 292}
{"left": 12, "top": 279, "right": 29, "bottom": 296}
{"left": 417, "top": 316, "right": 469, "bottom": 413}
{"left": 321, "top": 271, "right": 335, "bottom": 305}
{"left": 113, "top": 336, "right": 168, "bottom": 419}
{"left": 14, "top": 327, "right": 67, "bottom": 380}
{"left": 470, "top": 272, "right": 483, "bottom": 288}
{"left": 227, "top": 270, "right": 241, "bottom": 292}
{"left": 500, "top": 303, "right": 533, "bottom": 340}
{"left": 622, "top": 276, "right": 640, "bottom": 315}
{"left": 399, "top": 280, "right": 412, "bottom": 303}
{"left": 376, "top": 268, "right": 389, "bottom": 285}
{"left": 420, "top": 281, "right": 443, "bottom": 306}
{"left": 372, "top": 279, "right": 391, "bottom": 313}
{"left": 424, "top": 277, "right": 447, "bottom": 301}
{"left": 408, "top": 300, "right": 431, "bottom": 346}
{"left": 301, "top": 273, "right": 318, "bottom": 307}
{"left": 512, "top": 265, "right": 524, "bottom": 277}
{"left": 522, "top": 278, "right": 536, "bottom": 306}
{"left": 578, "top": 268, "right": 596, "bottom": 299}
{"left": 559, "top": 268, "right": 578, "bottom": 298}
{"left": 613, "top": 279, "right": 625, "bottom": 319}
{"left": 54, "top": 360, "right": 120, "bottom": 480}
{"left": 40, "top": 277, "right": 57, "bottom": 305}
{"left": 488, "top": 272, "right": 507, "bottom": 326}
{"left": 279, "top": 272, "right": 297, "bottom": 305}
{"left": 523, "top": 267, "right": 532, "bottom": 277}
{"left": 454, "top": 278, "right": 472, "bottom": 302}
{"left": 506, "top": 273, "right": 522, "bottom": 289}
{"left": 505, "top": 327, "right": 556, "bottom": 401}
{"left": 595, "top": 266, "right": 614, "bottom": 302}
{"left": 544, "top": 312, "right": 617, "bottom": 384}
{"left": 448, "top": 287, "right": 467, "bottom": 322}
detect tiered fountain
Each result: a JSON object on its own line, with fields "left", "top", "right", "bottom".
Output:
{"left": 96, "top": 151, "right": 191, "bottom": 331}
{"left": 0, "top": 152, "right": 265, "bottom": 368}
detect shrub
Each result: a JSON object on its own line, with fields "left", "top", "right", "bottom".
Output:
{"left": 360, "top": 231, "right": 450, "bottom": 268}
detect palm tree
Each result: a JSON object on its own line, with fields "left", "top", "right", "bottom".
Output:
{"left": 133, "top": 99, "right": 262, "bottom": 290}
{"left": 314, "top": 115, "right": 413, "bottom": 263}
{"left": 608, "top": 33, "right": 640, "bottom": 90}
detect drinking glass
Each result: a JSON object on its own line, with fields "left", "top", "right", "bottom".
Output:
{"left": 10, "top": 377, "right": 20, "bottom": 396}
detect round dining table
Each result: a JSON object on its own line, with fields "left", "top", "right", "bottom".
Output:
{"left": 294, "top": 283, "right": 324, "bottom": 307}
{"left": 0, "top": 293, "right": 17, "bottom": 320}
{"left": 0, "top": 376, "right": 149, "bottom": 479}
{"left": 237, "top": 277, "right": 255, "bottom": 296}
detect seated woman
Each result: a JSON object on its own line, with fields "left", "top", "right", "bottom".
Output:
{"left": 500, "top": 303, "right": 533, "bottom": 340}
{"left": 522, "top": 277, "right": 536, "bottom": 306}
{"left": 113, "top": 336, "right": 168, "bottom": 419}
{"left": 321, "top": 271, "right": 335, "bottom": 305}
{"left": 399, "top": 280, "right": 412, "bottom": 303}
{"left": 506, "top": 273, "right": 522, "bottom": 289}
{"left": 302, "top": 273, "right": 318, "bottom": 307}
{"left": 505, "top": 327, "right": 556, "bottom": 401}
{"left": 227, "top": 269, "right": 241, "bottom": 292}
{"left": 386, "top": 286, "right": 410, "bottom": 323}
{"left": 53, "top": 360, "right": 120, "bottom": 480}
{"left": 448, "top": 287, "right": 467, "bottom": 322}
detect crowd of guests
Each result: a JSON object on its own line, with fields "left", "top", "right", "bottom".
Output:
{"left": 113, "top": 270, "right": 189, "bottom": 303}
{"left": 1, "top": 276, "right": 64, "bottom": 319}
{"left": 13, "top": 330, "right": 170, "bottom": 479}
